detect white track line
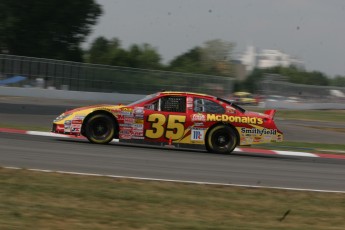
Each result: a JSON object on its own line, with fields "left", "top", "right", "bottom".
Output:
{"left": 3, "top": 166, "right": 344, "bottom": 194}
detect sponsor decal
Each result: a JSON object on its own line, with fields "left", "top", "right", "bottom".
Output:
{"left": 71, "top": 127, "right": 80, "bottom": 132}
{"left": 119, "top": 129, "right": 131, "bottom": 135}
{"left": 119, "top": 134, "right": 132, "bottom": 139}
{"left": 134, "top": 115, "right": 144, "bottom": 119}
{"left": 132, "top": 124, "right": 144, "bottom": 130}
{"left": 193, "top": 122, "right": 205, "bottom": 127}
{"left": 207, "top": 114, "right": 263, "bottom": 125}
{"left": 122, "top": 107, "right": 133, "bottom": 112}
{"left": 120, "top": 123, "right": 132, "bottom": 127}
{"left": 191, "top": 129, "right": 204, "bottom": 141}
{"left": 240, "top": 128, "right": 277, "bottom": 136}
{"left": 133, "top": 107, "right": 144, "bottom": 115}
{"left": 72, "top": 119, "right": 83, "bottom": 124}
{"left": 191, "top": 114, "right": 206, "bottom": 122}
{"left": 124, "top": 117, "right": 135, "bottom": 124}
{"left": 135, "top": 119, "right": 144, "bottom": 124}
{"left": 71, "top": 124, "right": 81, "bottom": 132}
{"left": 132, "top": 131, "right": 143, "bottom": 136}
{"left": 120, "top": 111, "right": 132, "bottom": 116}
{"left": 117, "top": 115, "right": 125, "bottom": 121}
{"left": 187, "top": 97, "right": 193, "bottom": 103}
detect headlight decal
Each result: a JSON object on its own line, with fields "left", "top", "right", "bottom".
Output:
{"left": 53, "top": 113, "right": 71, "bottom": 122}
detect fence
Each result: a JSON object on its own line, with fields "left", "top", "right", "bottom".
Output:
{"left": 261, "top": 74, "right": 345, "bottom": 103}
{"left": 0, "top": 54, "right": 234, "bottom": 96}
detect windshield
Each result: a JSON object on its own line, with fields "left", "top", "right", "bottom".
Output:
{"left": 127, "top": 93, "right": 157, "bottom": 106}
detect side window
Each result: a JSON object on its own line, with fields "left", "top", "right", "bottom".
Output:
{"left": 193, "top": 98, "right": 225, "bottom": 114}
{"left": 161, "top": 96, "right": 186, "bottom": 113}
{"left": 145, "top": 100, "right": 159, "bottom": 111}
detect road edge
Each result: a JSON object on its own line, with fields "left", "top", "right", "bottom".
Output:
{"left": 1, "top": 127, "right": 345, "bottom": 160}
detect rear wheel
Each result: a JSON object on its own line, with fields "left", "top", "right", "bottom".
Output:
{"left": 206, "top": 125, "right": 238, "bottom": 154}
{"left": 84, "top": 114, "right": 115, "bottom": 144}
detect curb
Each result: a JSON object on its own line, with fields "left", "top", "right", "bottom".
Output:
{"left": 1, "top": 127, "right": 345, "bottom": 160}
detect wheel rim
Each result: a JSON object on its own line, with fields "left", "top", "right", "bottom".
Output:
{"left": 213, "top": 130, "right": 230, "bottom": 148}
{"left": 90, "top": 118, "right": 111, "bottom": 139}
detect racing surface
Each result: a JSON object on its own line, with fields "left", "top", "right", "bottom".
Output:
{"left": 1, "top": 96, "right": 345, "bottom": 192}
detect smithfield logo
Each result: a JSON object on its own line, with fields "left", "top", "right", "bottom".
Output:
{"left": 241, "top": 128, "right": 277, "bottom": 136}
{"left": 206, "top": 114, "right": 263, "bottom": 125}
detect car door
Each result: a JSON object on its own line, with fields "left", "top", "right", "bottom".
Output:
{"left": 144, "top": 95, "right": 188, "bottom": 143}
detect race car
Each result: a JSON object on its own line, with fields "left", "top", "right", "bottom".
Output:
{"left": 229, "top": 91, "right": 260, "bottom": 105}
{"left": 52, "top": 91, "right": 283, "bottom": 154}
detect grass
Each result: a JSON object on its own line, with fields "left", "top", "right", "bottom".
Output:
{"left": 253, "top": 141, "right": 345, "bottom": 154}
{"left": 0, "top": 123, "right": 50, "bottom": 132}
{"left": 275, "top": 110, "right": 345, "bottom": 123}
{"left": 249, "top": 108, "right": 345, "bottom": 123}
{"left": 1, "top": 110, "right": 344, "bottom": 229}
{"left": 1, "top": 167, "right": 344, "bottom": 230}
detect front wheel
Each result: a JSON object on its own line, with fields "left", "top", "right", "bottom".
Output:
{"left": 84, "top": 114, "right": 115, "bottom": 144}
{"left": 206, "top": 125, "right": 238, "bottom": 154}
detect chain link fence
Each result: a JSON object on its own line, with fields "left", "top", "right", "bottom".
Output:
{"left": 261, "top": 74, "right": 345, "bottom": 103}
{"left": 0, "top": 54, "right": 234, "bottom": 97}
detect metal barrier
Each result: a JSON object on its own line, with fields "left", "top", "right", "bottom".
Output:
{"left": 0, "top": 54, "right": 234, "bottom": 96}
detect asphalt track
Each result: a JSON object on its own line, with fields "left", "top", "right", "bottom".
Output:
{"left": 1, "top": 131, "right": 345, "bottom": 192}
{"left": 1, "top": 96, "right": 345, "bottom": 192}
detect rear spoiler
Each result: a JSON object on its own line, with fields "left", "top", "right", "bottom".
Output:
{"left": 264, "top": 109, "right": 276, "bottom": 119}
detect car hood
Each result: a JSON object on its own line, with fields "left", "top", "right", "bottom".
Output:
{"left": 64, "top": 104, "right": 125, "bottom": 115}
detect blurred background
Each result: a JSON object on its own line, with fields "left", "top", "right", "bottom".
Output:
{"left": 1, "top": 0, "right": 345, "bottom": 108}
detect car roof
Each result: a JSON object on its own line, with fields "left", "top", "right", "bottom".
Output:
{"left": 158, "top": 91, "right": 216, "bottom": 100}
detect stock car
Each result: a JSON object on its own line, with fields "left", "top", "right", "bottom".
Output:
{"left": 52, "top": 91, "right": 283, "bottom": 154}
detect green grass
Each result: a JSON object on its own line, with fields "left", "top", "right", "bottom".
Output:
{"left": 276, "top": 110, "right": 345, "bottom": 123}
{"left": 1, "top": 168, "right": 344, "bottom": 230}
{"left": 0, "top": 123, "right": 50, "bottom": 132}
{"left": 249, "top": 108, "right": 345, "bottom": 123}
{"left": 253, "top": 141, "right": 345, "bottom": 154}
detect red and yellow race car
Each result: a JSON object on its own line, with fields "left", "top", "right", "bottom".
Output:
{"left": 52, "top": 91, "right": 283, "bottom": 154}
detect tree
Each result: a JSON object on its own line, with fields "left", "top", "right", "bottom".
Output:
{"left": 330, "top": 76, "right": 345, "bottom": 87}
{"left": 236, "top": 68, "right": 264, "bottom": 93}
{"left": 201, "top": 39, "right": 234, "bottom": 77}
{"left": 168, "top": 39, "right": 235, "bottom": 76}
{"left": 127, "top": 43, "right": 162, "bottom": 69}
{"left": 85, "top": 37, "right": 129, "bottom": 66}
{"left": 0, "top": 0, "right": 102, "bottom": 61}
{"left": 168, "top": 47, "right": 207, "bottom": 74}
{"left": 85, "top": 37, "right": 162, "bottom": 69}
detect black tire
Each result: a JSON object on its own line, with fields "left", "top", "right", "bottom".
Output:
{"left": 206, "top": 125, "right": 238, "bottom": 154}
{"left": 84, "top": 114, "right": 115, "bottom": 144}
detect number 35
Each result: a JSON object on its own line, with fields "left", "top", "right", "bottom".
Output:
{"left": 145, "top": 114, "right": 186, "bottom": 140}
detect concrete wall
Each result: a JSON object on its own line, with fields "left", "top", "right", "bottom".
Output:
{"left": 0, "top": 86, "right": 145, "bottom": 103}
